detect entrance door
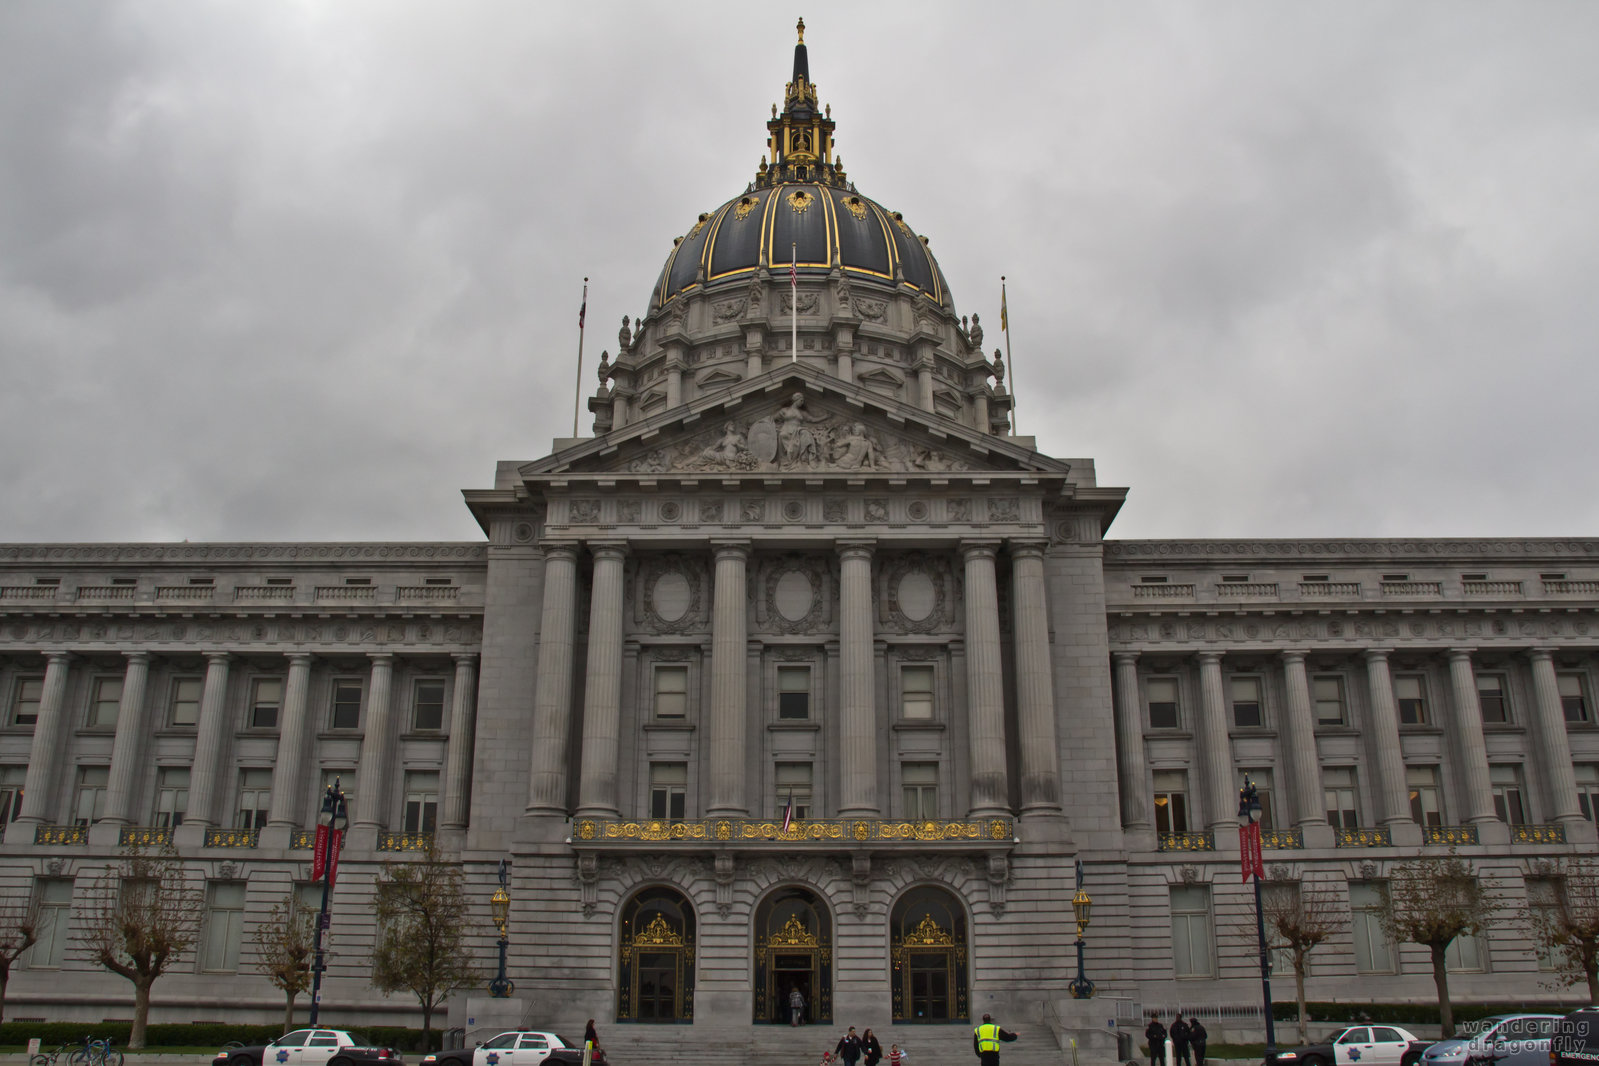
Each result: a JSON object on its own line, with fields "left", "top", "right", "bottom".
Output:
{"left": 772, "top": 953, "right": 814, "bottom": 1024}
{"left": 617, "top": 887, "right": 696, "bottom": 1023}
{"left": 636, "top": 952, "right": 679, "bottom": 1021}
{"left": 890, "top": 886, "right": 969, "bottom": 1023}
{"left": 753, "top": 887, "right": 833, "bottom": 1024}
{"left": 907, "top": 955, "right": 950, "bottom": 1021}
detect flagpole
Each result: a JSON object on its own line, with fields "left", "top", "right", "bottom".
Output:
{"left": 1001, "top": 275, "right": 1016, "bottom": 435}
{"left": 790, "top": 242, "right": 798, "bottom": 363}
{"left": 572, "top": 277, "right": 589, "bottom": 437}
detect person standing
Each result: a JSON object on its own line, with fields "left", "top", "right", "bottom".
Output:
{"left": 835, "top": 1026, "right": 863, "bottom": 1066}
{"left": 1170, "top": 1014, "right": 1192, "bottom": 1066}
{"left": 1145, "top": 1015, "right": 1169, "bottom": 1066}
{"left": 861, "top": 1028, "right": 883, "bottom": 1066}
{"left": 1188, "top": 1017, "right": 1208, "bottom": 1066}
{"left": 973, "top": 1013, "right": 1018, "bottom": 1066}
{"left": 789, "top": 985, "right": 806, "bottom": 1026}
{"left": 583, "top": 1019, "right": 600, "bottom": 1051}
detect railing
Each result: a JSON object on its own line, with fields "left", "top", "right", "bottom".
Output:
{"left": 118, "top": 826, "right": 172, "bottom": 847}
{"left": 315, "top": 586, "right": 376, "bottom": 602}
{"left": 1157, "top": 831, "right": 1216, "bottom": 852}
{"left": 1335, "top": 826, "right": 1392, "bottom": 848}
{"left": 1131, "top": 584, "right": 1196, "bottom": 600}
{"left": 1299, "top": 582, "right": 1362, "bottom": 597}
{"left": 289, "top": 828, "right": 317, "bottom": 849}
{"left": 378, "top": 831, "right": 435, "bottom": 852}
{"left": 1544, "top": 580, "right": 1599, "bottom": 596}
{"left": 75, "top": 585, "right": 135, "bottom": 601}
{"left": 205, "top": 827, "right": 260, "bottom": 848}
{"left": 1217, "top": 583, "right": 1279, "bottom": 599}
{"left": 155, "top": 586, "right": 214, "bottom": 603}
{"left": 1424, "top": 824, "right": 1479, "bottom": 846}
{"left": 1261, "top": 827, "right": 1303, "bottom": 850}
{"left": 234, "top": 585, "right": 295, "bottom": 602}
{"left": 1512, "top": 823, "right": 1567, "bottom": 845}
{"left": 574, "top": 816, "right": 1016, "bottom": 846}
{"left": 35, "top": 825, "right": 87, "bottom": 845}
{"left": 0, "top": 585, "right": 58, "bottom": 601}
{"left": 1380, "top": 581, "right": 1442, "bottom": 597}
{"left": 1462, "top": 580, "right": 1523, "bottom": 597}
{"left": 396, "top": 586, "right": 460, "bottom": 603}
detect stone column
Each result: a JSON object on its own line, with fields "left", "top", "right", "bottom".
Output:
{"left": 528, "top": 543, "right": 580, "bottom": 814}
{"left": 266, "top": 654, "right": 314, "bottom": 828}
{"left": 441, "top": 654, "right": 479, "bottom": 830}
{"left": 1010, "top": 542, "right": 1061, "bottom": 815}
{"left": 839, "top": 541, "right": 879, "bottom": 817}
{"left": 102, "top": 652, "right": 152, "bottom": 825}
{"left": 963, "top": 541, "right": 1009, "bottom": 818}
{"left": 1447, "top": 649, "right": 1504, "bottom": 840}
{"left": 1112, "top": 652, "right": 1152, "bottom": 829}
{"left": 707, "top": 542, "right": 750, "bottom": 818}
{"left": 576, "top": 542, "right": 627, "bottom": 819}
{"left": 14, "top": 652, "right": 74, "bottom": 831}
{"left": 1195, "top": 652, "right": 1236, "bottom": 835}
{"left": 1279, "top": 652, "right": 1329, "bottom": 839}
{"left": 353, "top": 654, "right": 396, "bottom": 830}
{"left": 665, "top": 354, "right": 685, "bottom": 407}
{"left": 1362, "top": 650, "right": 1416, "bottom": 841}
{"left": 1527, "top": 649, "right": 1587, "bottom": 832}
{"left": 184, "top": 653, "right": 232, "bottom": 829}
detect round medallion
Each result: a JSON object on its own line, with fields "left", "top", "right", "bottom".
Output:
{"left": 783, "top": 500, "right": 804, "bottom": 522}
{"left": 653, "top": 572, "right": 692, "bottom": 623}
{"left": 513, "top": 522, "right": 535, "bottom": 542}
{"left": 907, "top": 501, "right": 929, "bottom": 521}
{"left": 659, "top": 501, "right": 682, "bottom": 522}
{"left": 774, "top": 569, "right": 815, "bottom": 622}
{"left": 897, "top": 571, "right": 937, "bottom": 622}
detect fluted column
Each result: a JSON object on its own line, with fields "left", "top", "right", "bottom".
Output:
{"left": 1112, "top": 652, "right": 1152, "bottom": 829}
{"left": 441, "top": 653, "right": 479, "bottom": 829}
{"left": 528, "top": 543, "right": 580, "bottom": 814}
{"left": 1527, "top": 649, "right": 1585, "bottom": 827}
{"left": 185, "top": 653, "right": 233, "bottom": 827}
{"left": 266, "top": 654, "right": 313, "bottom": 828}
{"left": 839, "top": 541, "right": 879, "bottom": 817}
{"left": 1011, "top": 542, "right": 1061, "bottom": 814}
{"left": 1447, "top": 649, "right": 1497, "bottom": 825}
{"left": 963, "top": 541, "right": 1009, "bottom": 818}
{"left": 1195, "top": 652, "right": 1236, "bottom": 833}
{"left": 102, "top": 652, "right": 152, "bottom": 825}
{"left": 1279, "top": 651, "right": 1326, "bottom": 827}
{"left": 707, "top": 542, "right": 750, "bottom": 818}
{"left": 353, "top": 654, "right": 396, "bottom": 829}
{"left": 15, "top": 652, "right": 74, "bottom": 828}
{"left": 1362, "top": 650, "right": 1413, "bottom": 827}
{"left": 577, "top": 543, "right": 627, "bottom": 819}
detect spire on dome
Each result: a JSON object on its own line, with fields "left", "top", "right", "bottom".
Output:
{"left": 754, "top": 17, "right": 847, "bottom": 189}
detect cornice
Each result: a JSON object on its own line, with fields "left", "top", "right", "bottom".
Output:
{"left": 1105, "top": 538, "right": 1599, "bottom": 563}
{"left": 0, "top": 542, "right": 488, "bottom": 564}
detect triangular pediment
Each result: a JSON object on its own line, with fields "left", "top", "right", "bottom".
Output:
{"left": 522, "top": 366, "right": 1072, "bottom": 480}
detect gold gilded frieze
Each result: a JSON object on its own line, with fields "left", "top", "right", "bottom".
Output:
{"left": 572, "top": 816, "right": 1013, "bottom": 847}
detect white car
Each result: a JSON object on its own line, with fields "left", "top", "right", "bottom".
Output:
{"left": 1276, "top": 1025, "right": 1424, "bottom": 1066}
{"left": 214, "top": 1029, "right": 403, "bottom": 1066}
{"left": 418, "top": 1032, "right": 602, "bottom": 1066}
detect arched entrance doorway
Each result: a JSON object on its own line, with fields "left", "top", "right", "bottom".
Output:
{"left": 753, "top": 886, "right": 833, "bottom": 1024}
{"left": 617, "top": 886, "right": 696, "bottom": 1023}
{"left": 890, "top": 885, "right": 969, "bottom": 1023}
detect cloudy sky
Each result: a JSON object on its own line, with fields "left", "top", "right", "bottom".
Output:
{"left": 2, "top": 2, "right": 1596, "bottom": 545}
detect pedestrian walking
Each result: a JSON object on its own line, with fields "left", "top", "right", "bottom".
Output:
{"left": 1145, "top": 1015, "right": 1168, "bottom": 1066}
{"left": 1171, "top": 1014, "right": 1192, "bottom": 1066}
{"left": 861, "top": 1028, "right": 883, "bottom": 1066}
{"left": 973, "top": 1012, "right": 1018, "bottom": 1066}
{"left": 583, "top": 1019, "right": 599, "bottom": 1050}
{"left": 835, "top": 1026, "right": 863, "bottom": 1066}
{"left": 1188, "top": 1017, "right": 1208, "bottom": 1066}
{"left": 888, "top": 1044, "right": 905, "bottom": 1066}
{"left": 789, "top": 985, "right": 806, "bottom": 1026}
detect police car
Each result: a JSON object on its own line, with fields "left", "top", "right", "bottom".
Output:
{"left": 1273, "top": 1025, "right": 1427, "bottom": 1066}
{"left": 213, "top": 1030, "right": 402, "bottom": 1066}
{"left": 417, "top": 1031, "right": 606, "bottom": 1066}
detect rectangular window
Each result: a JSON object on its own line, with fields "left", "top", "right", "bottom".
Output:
{"left": 73, "top": 767, "right": 108, "bottom": 826}
{"left": 778, "top": 666, "right": 811, "bottom": 720}
{"left": 10, "top": 677, "right": 43, "bottom": 726}
{"left": 1350, "top": 881, "right": 1395, "bottom": 974}
{"left": 27, "top": 878, "right": 73, "bottom": 969}
{"left": 1153, "top": 770, "right": 1189, "bottom": 834}
{"left": 1242, "top": 770, "right": 1276, "bottom": 832}
{"left": 902, "top": 762, "right": 938, "bottom": 820}
{"left": 0, "top": 766, "right": 24, "bottom": 823}
{"left": 1577, "top": 765, "right": 1599, "bottom": 822}
{"left": 1446, "top": 929, "right": 1487, "bottom": 973}
{"left": 775, "top": 762, "right": 813, "bottom": 819}
{"left": 901, "top": 665, "right": 935, "bottom": 720}
{"left": 1407, "top": 765, "right": 1443, "bottom": 827}
{"left": 329, "top": 679, "right": 362, "bottom": 730}
{"left": 1169, "top": 885, "right": 1215, "bottom": 978}
{"left": 1262, "top": 882, "right": 1301, "bottom": 976}
{"left": 170, "top": 677, "right": 202, "bottom": 727}
{"left": 1396, "top": 675, "right": 1428, "bottom": 725}
{"left": 648, "top": 762, "right": 687, "bottom": 821}
{"left": 236, "top": 768, "right": 272, "bottom": 829}
{"left": 88, "top": 677, "right": 123, "bottom": 728}
{"left": 412, "top": 679, "right": 445, "bottom": 731}
{"left": 1313, "top": 675, "right": 1346, "bottom": 726}
{"left": 1477, "top": 673, "right": 1511, "bottom": 724}
{"left": 1147, "top": 677, "right": 1180, "bottom": 730}
{"left": 1231, "top": 676, "right": 1263, "bottom": 728}
{"left": 1491, "top": 765, "right": 1528, "bottom": 824}
{"left": 1559, "top": 673, "right": 1590, "bottom": 724}
{"left": 653, "top": 666, "right": 688, "bottom": 720}
{"left": 1324, "top": 767, "right": 1359, "bottom": 829}
{"left": 1526, "top": 877, "right": 1562, "bottom": 971}
{"left": 201, "top": 882, "right": 247, "bottom": 972}
{"left": 154, "top": 767, "right": 189, "bottom": 828}
{"left": 403, "top": 771, "right": 439, "bottom": 834}
{"left": 250, "top": 678, "right": 283, "bottom": 729}
{"left": 321, "top": 769, "right": 356, "bottom": 823}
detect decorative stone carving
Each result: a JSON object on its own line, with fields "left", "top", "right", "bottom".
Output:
{"left": 638, "top": 554, "right": 706, "bottom": 634}
{"left": 854, "top": 297, "right": 887, "bottom": 320}
{"left": 715, "top": 853, "right": 737, "bottom": 918}
{"left": 659, "top": 501, "right": 681, "bottom": 522}
{"left": 571, "top": 500, "right": 601, "bottom": 523}
{"left": 880, "top": 553, "right": 953, "bottom": 634}
{"left": 987, "top": 498, "right": 1019, "bottom": 522}
{"left": 948, "top": 498, "right": 971, "bottom": 522}
{"left": 852, "top": 854, "right": 873, "bottom": 919}
{"left": 741, "top": 499, "right": 766, "bottom": 523}
{"left": 782, "top": 500, "right": 804, "bottom": 522}
{"left": 986, "top": 853, "right": 1009, "bottom": 916}
{"left": 907, "top": 501, "right": 929, "bottom": 521}
{"left": 712, "top": 298, "right": 746, "bottom": 322}
{"left": 864, "top": 499, "right": 889, "bottom": 522}
{"left": 824, "top": 499, "right": 847, "bottom": 523}
{"left": 577, "top": 854, "right": 601, "bottom": 918}
{"left": 779, "top": 291, "right": 820, "bottom": 314}
{"left": 618, "top": 500, "right": 641, "bottom": 523}
{"left": 700, "top": 501, "right": 723, "bottom": 523}
{"left": 758, "top": 554, "right": 831, "bottom": 635}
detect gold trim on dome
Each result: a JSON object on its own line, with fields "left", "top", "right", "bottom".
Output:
{"left": 734, "top": 196, "right": 761, "bottom": 221}
{"left": 768, "top": 914, "right": 819, "bottom": 948}
{"left": 903, "top": 913, "right": 955, "bottom": 947}
{"left": 688, "top": 213, "right": 710, "bottom": 239}
{"left": 843, "top": 196, "right": 868, "bottom": 220}
{"left": 633, "top": 913, "right": 684, "bottom": 947}
{"left": 786, "top": 190, "right": 814, "bottom": 214}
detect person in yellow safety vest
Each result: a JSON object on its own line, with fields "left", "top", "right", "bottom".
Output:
{"left": 972, "top": 1013, "right": 1018, "bottom": 1065}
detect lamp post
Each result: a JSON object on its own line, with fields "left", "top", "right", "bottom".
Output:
{"left": 308, "top": 777, "right": 348, "bottom": 1026}
{"left": 1068, "top": 858, "right": 1094, "bottom": 999}
{"left": 488, "top": 859, "right": 514, "bottom": 998}
{"left": 1238, "top": 776, "right": 1277, "bottom": 1064}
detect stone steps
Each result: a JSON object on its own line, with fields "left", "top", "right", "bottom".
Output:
{"left": 591, "top": 1023, "right": 1079, "bottom": 1066}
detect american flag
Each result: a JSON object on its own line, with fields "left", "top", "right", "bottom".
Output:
{"left": 781, "top": 789, "right": 796, "bottom": 832}
{"left": 790, "top": 245, "right": 797, "bottom": 289}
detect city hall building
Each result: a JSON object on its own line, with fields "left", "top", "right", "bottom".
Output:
{"left": 1, "top": 22, "right": 1594, "bottom": 1060}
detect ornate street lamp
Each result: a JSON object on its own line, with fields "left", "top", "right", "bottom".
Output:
{"left": 1239, "top": 776, "right": 1277, "bottom": 1063}
{"left": 308, "top": 777, "right": 349, "bottom": 1025}
{"left": 1068, "top": 859, "right": 1094, "bottom": 999}
{"left": 488, "top": 859, "right": 514, "bottom": 998}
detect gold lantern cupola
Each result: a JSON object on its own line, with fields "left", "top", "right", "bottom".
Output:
{"left": 755, "top": 17, "right": 847, "bottom": 189}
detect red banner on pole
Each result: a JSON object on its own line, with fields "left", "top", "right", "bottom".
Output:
{"left": 1239, "top": 822, "right": 1266, "bottom": 881}
{"left": 326, "top": 828, "right": 345, "bottom": 890}
{"left": 311, "top": 823, "right": 329, "bottom": 881}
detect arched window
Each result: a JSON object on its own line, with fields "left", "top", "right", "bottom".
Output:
{"left": 753, "top": 886, "right": 833, "bottom": 1024}
{"left": 617, "top": 887, "right": 696, "bottom": 1022}
{"left": 890, "top": 885, "right": 969, "bottom": 1022}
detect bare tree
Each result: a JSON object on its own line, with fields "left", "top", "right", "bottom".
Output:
{"left": 1380, "top": 856, "right": 1493, "bottom": 1038}
{"left": 1527, "top": 859, "right": 1599, "bottom": 1001}
{"left": 82, "top": 843, "right": 202, "bottom": 1049}
{"left": 0, "top": 893, "right": 39, "bottom": 1024}
{"left": 371, "top": 840, "right": 480, "bottom": 1051}
{"left": 252, "top": 894, "right": 316, "bottom": 1031}
{"left": 1262, "top": 878, "right": 1347, "bottom": 1043}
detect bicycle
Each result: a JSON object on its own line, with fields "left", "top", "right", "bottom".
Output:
{"left": 48, "top": 1035, "right": 123, "bottom": 1066}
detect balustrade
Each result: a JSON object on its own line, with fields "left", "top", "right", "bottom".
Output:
{"left": 34, "top": 825, "right": 87, "bottom": 845}
{"left": 205, "top": 827, "right": 260, "bottom": 848}
{"left": 1157, "top": 830, "right": 1215, "bottom": 852}
{"left": 1423, "top": 824, "right": 1479, "bottom": 846}
{"left": 1512, "top": 823, "right": 1567, "bottom": 845}
{"left": 1334, "top": 826, "right": 1392, "bottom": 847}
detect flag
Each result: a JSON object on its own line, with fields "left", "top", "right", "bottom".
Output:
{"left": 781, "top": 789, "right": 795, "bottom": 832}
{"left": 1239, "top": 821, "right": 1265, "bottom": 882}
{"left": 310, "top": 787, "right": 334, "bottom": 880}
{"left": 578, "top": 296, "right": 586, "bottom": 329}
{"left": 790, "top": 254, "right": 797, "bottom": 289}
{"left": 1000, "top": 285, "right": 1008, "bottom": 332}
